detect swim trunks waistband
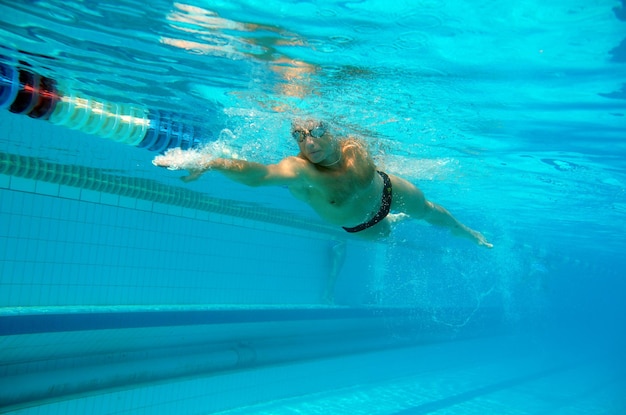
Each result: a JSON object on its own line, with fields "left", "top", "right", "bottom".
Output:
{"left": 342, "top": 171, "right": 392, "bottom": 233}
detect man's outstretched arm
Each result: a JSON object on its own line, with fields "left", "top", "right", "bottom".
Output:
{"left": 206, "top": 157, "right": 304, "bottom": 187}
{"left": 152, "top": 148, "right": 307, "bottom": 187}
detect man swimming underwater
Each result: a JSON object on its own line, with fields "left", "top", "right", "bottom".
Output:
{"left": 153, "top": 118, "right": 493, "bottom": 247}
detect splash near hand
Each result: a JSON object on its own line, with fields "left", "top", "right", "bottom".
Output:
{"left": 152, "top": 148, "right": 213, "bottom": 182}
{"left": 152, "top": 144, "right": 243, "bottom": 182}
{"left": 152, "top": 148, "right": 208, "bottom": 170}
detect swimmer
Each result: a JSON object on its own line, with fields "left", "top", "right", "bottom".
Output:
{"left": 153, "top": 119, "right": 493, "bottom": 248}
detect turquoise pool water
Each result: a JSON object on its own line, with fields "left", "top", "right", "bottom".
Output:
{"left": 1, "top": 0, "right": 625, "bottom": 414}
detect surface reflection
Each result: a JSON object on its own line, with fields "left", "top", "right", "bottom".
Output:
{"left": 161, "top": 2, "right": 318, "bottom": 108}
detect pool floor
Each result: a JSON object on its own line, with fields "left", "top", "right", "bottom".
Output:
{"left": 216, "top": 344, "right": 624, "bottom": 415}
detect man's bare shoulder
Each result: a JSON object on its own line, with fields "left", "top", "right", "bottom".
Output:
{"left": 278, "top": 155, "right": 309, "bottom": 165}
{"left": 339, "top": 137, "right": 375, "bottom": 171}
{"left": 275, "top": 155, "right": 313, "bottom": 172}
{"left": 266, "top": 156, "right": 315, "bottom": 184}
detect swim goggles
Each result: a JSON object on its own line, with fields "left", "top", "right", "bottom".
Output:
{"left": 292, "top": 124, "right": 327, "bottom": 143}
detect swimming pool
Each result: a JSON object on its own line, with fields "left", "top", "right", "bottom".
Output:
{"left": 1, "top": 0, "right": 625, "bottom": 413}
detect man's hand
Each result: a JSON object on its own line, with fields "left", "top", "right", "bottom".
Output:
{"left": 153, "top": 148, "right": 212, "bottom": 182}
{"left": 153, "top": 148, "right": 208, "bottom": 170}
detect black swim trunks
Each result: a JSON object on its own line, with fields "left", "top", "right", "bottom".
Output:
{"left": 342, "top": 171, "right": 393, "bottom": 233}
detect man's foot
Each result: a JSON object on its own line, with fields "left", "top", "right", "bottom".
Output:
{"left": 471, "top": 230, "right": 493, "bottom": 249}
{"left": 323, "top": 289, "right": 335, "bottom": 305}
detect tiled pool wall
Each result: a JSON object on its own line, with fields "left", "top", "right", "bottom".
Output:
{"left": 0, "top": 111, "right": 379, "bottom": 308}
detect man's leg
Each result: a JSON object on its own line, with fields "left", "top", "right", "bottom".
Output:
{"left": 387, "top": 174, "right": 492, "bottom": 247}
{"left": 324, "top": 239, "right": 346, "bottom": 304}
{"left": 387, "top": 174, "right": 429, "bottom": 218}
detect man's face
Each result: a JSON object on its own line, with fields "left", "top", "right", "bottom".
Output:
{"left": 292, "top": 121, "right": 333, "bottom": 164}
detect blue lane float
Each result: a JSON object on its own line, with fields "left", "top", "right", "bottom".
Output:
{"left": 0, "top": 60, "right": 204, "bottom": 152}
{"left": 0, "top": 62, "right": 20, "bottom": 110}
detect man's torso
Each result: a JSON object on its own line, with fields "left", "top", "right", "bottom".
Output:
{"left": 288, "top": 141, "right": 385, "bottom": 227}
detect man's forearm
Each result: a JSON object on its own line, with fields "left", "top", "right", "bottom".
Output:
{"left": 208, "top": 158, "right": 270, "bottom": 187}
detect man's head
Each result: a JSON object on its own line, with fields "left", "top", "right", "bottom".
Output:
{"left": 291, "top": 119, "right": 338, "bottom": 164}
{"left": 291, "top": 119, "right": 328, "bottom": 142}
